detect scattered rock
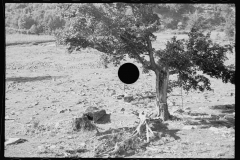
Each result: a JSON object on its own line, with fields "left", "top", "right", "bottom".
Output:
{"left": 76, "top": 100, "right": 84, "bottom": 104}
{"left": 33, "top": 102, "right": 39, "bottom": 106}
{"left": 195, "top": 141, "right": 203, "bottom": 145}
{"left": 49, "top": 145, "right": 57, "bottom": 150}
{"left": 182, "top": 125, "right": 197, "bottom": 130}
{"left": 209, "top": 127, "right": 220, "bottom": 133}
{"left": 173, "top": 109, "right": 184, "bottom": 114}
{"left": 58, "top": 109, "right": 68, "bottom": 113}
{"left": 124, "top": 94, "right": 134, "bottom": 103}
{"left": 110, "top": 90, "right": 116, "bottom": 96}
{"left": 79, "top": 142, "right": 86, "bottom": 148}
{"left": 55, "top": 122, "right": 60, "bottom": 129}
{"left": 10, "top": 111, "right": 15, "bottom": 115}
{"left": 5, "top": 138, "right": 28, "bottom": 146}
{"left": 116, "top": 94, "right": 124, "bottom": 99}
{"left": 131, "top": 110, "right": 139, "bottom": 116}
{"left": 38, "top": 145, "right": 46, "bottom": 152}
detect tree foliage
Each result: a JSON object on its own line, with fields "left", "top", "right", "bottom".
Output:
{"left": 5, "top": 3, "right": 235, "bottom": 38}
{"left": 57, "top": 3, "right": 234, "bottom": 93}
{"left": 5, "top": 3, "right": 65, "bottom": 34}
{"left": 159, "top": 27, "right": 234, "bottom": 92}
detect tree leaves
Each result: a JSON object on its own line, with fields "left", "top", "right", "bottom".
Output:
{"left": 58, "top": 3, "right": 234, "bottom": 94}
{"left": 161, "top": 26, "right": 235, "bottom": 92}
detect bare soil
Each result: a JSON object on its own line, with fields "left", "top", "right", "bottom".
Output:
{"left": 5, "top": 34, "right": 235, "bottom": 158}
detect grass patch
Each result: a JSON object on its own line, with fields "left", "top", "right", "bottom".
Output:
{"left": 6, "top": 34, "right": 55, "bottom": 46}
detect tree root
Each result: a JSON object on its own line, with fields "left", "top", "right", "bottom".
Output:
{"left": 98, "top": 110, "right": 155, "bottom": 157}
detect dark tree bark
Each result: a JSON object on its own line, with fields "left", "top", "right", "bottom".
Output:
{"left": 155, "top": 66, "right": 170, "bottom": 121}
{"left": 145, "top": 35, "right": 171, "bottom": 121}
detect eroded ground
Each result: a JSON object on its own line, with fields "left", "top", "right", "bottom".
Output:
{"left": 5, "top": 34, "right": 235, "bottom": 158}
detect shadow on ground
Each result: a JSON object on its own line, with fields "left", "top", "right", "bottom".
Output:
{"left": 135, "top": 91, "right": 156, "bottom": 100}
{"left": 210, "top": 104, "right": 235, "bottom": 114}
{"left": 171, "top": 104, "right": 235, "bottom": 129}
{"left": 95, "top": 119, "right": 180, "bottom": 157}
{"left": 6, "top": 75, "right": 66, "bottom": 83}
{"left": 150, "top": 119, "right": 181, "bottom": 141}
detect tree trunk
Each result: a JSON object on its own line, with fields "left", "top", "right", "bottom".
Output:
{"left": 155, "top": 67, "right": 170, "bottom": 121}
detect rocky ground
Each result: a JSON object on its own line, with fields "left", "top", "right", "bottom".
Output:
{"left": 5, "top": 33, "right": 235, "bottom": 158}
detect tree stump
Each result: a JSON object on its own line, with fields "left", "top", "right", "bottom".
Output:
{"left": 83, "top": 107, "right": 107, "bottom": 123}
{"left": 72, "top": 115, "right": 96, "bottom": 131}
{"left": 72, "top": 107, "right": 107, "bottom": 131}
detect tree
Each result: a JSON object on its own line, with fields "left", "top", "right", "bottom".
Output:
{"left": 17, "top": 14, "right": 35, "bottom": 30}
{"left": 29, "top": 24, "right": 38, "bottom": 34}
{"left": 57, "top": 3, "right": 234, "bottom": 121}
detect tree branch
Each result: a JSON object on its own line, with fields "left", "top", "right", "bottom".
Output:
{"left": 146, "top": 37, "right": 159, "bottom": 71}
{"left": 120, "top": 33, "right": 153, "bottom": 70}
{"left": 132, "top": 48, "right": 153, "bottom": 70}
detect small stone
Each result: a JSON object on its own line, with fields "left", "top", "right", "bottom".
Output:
{"left": 116, "top": 94, "right": 124, "bottom": 99}
{"left": 124, "top": 95, "right": 134, "bottom": 103}
{"left": 110, "top": 90, "right": 116, "bottom": 96}
{"left": 32, "top": 102, "right": 39, "bottom": 106}
{"left": 55, "top": 122, "right": 60, "bottom": 129}
{"left": 79, "top": 142, "right": 86, "bottom": 148}
{"left": 209, "top": 127, "right": 219, "bottom": 133}
{"left": 38, "top": 145, "right": 45, "bottom": 152}
{"left": 182, "top": 125, "right": 196, "bottom": 130}
{"left": 49, "top": 145, "right": 56, "bottom": 150}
